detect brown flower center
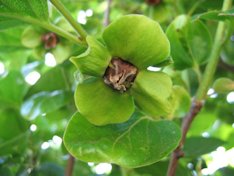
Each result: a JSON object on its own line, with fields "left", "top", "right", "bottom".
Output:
{"left": 103, "top": 58, "right": 138, "bottom": 92}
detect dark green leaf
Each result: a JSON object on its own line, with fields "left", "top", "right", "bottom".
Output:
{"left": 186, "top": 20, "right": 212, "bottom": 64}
{"left": 21, "top": 90, "right": 72, "bottom": 120}
{"left": 135, "top": 161, "right": 190, "bottom": 176}
{"left": 64, "top": 112, "right": 181, "bottom": 168}
{"left": 31, "top": 162, "right": 64, "bottom": 176}
{"left": 184, "top": 136, "right": 225, "bottom": 158}
{"left": 0, "top": 71, "right": 28, "bottom": 108}
{"left": 27, "top": 66, "right": 70, "bottom": 96}
{"left": 0, "top": 0, "right": 49, "bottom": 20}
{"left": 166, "top": 15, "right": 193, "bottom": 70}
{"left": 214, "top": 167, "right": 234, "bottom": 176}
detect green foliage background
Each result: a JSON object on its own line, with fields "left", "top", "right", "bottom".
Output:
{"left": 0, "top": 0, "right": 234, "bottom": 175}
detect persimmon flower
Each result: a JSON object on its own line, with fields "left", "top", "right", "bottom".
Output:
{"left": 71, "top": 15, "right": 173, "bottom": 125}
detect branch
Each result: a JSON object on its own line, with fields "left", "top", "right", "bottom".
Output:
{"left": 50, "top": 0, "right": 87, "bottom": 40}
{"left": 103, "top": 0, "right": 112, "bottom": 27}
{"left": 167, "top": 0, "right": 232, "bottom": 175}
{"left": 167, "top": 100, "right": 203, "bottom": 176}
{"left": 65, "top": 155, "right": 75, "bottom": 176}
{"left": 0, "top": 13, "right": 84, "bottom": 45}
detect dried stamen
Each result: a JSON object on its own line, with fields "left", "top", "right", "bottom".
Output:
{"left": 103, "top": 58, "right": 138, "bottom": 92}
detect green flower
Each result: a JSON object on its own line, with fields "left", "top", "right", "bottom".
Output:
{"left": 71, "top": 15, "right": 173, "bottom": 126}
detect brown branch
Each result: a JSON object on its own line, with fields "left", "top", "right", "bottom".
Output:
{"left": 167, "top": 99, "right": 204, "bottom": 176}
{"left": 65, "top": 154, "right": 75, "bottom": 176}
{"left": 103, "top": 0, "right": 112, "bottom": 27}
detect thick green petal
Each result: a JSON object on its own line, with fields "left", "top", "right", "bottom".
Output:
{"left": 64, "top": 112, "right": 181, "bottom": 168}
{"left": 103, "top": 15, "right": 170, "bottom": 69}
{"left": 70, "top": 36, "right": 111, "bottom": 77}
{"left": 132, "top": 70, "right": 173, "bottom": 118}
{"left": 75, "top": 77, "right": 134, "bottom": 126}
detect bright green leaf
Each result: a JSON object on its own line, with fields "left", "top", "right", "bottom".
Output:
{"left": 64, "top": 112, "right": 181, "bottom": 168}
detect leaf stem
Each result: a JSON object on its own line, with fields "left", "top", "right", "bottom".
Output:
{"left": 0, "top": 13, "right": 85, "bottom": 45}
{"left": 50, "top": 0, "right": 87, "bottom": 40}
{"left": 65, "top": 155, "right": 75, "bottom": 176}
{"left": 167, "top": 0, "right": 232, "bottom": 175}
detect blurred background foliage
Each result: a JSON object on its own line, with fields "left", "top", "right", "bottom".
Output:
{"left": 0, "top": 0, "right": 233, "bottom": 175}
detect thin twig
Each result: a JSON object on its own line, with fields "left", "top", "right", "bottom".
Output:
{"left": 103, "top": 0, "right": 112, "bottom": 27}
{"left": 167, "top": 99, "right": 203, "bottom": 176}
{"left": 65, "top": 155, "right": 75, "bottom": 176}
{"left": 166, "top": 0, "right": 232, "bottom": 175}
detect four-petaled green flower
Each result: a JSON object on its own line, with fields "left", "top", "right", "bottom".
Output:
{"left": 71, "top": 15, "right": 173, "bottom": 126}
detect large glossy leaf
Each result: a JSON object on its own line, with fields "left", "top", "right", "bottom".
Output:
{"left": 21, "top": 90, "right": 72, "bottom": 120}
{"left": 0, "top": 0, "right": 49, "bottom": 20}
{"left": 64, "top": 112, "right": 181, "bottom": 168}
{"left": 183, "top": 136, "right": 225, "bottom": 158}
{"left": 75, "top": 77, "right": 134, "bottom": 126}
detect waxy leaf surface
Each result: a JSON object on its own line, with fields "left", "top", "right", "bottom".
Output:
{"left": 64, "top": 112, "right": 181, "bottom": 168}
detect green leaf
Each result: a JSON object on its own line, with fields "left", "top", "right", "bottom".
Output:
{"left": 75, "top": 77, "right": 134, "bottom": 126}
{"left": 193, "top": 9, "right": 234, "bottom": 21}
{"left": 186, "top": 20, "right": 212, "bottom": 64}
{"left": 132, "top": 70, "right": 173, "bottom": 118}
{"left": 0, "top": 0, "right": 49, "bottom": 20}
{"left": 166, "top": 15, "right": 212, "bottom": 69}
{"left": 27, "top": 65, "right": 70, "bottom": 96}
{"left": 213, "top": 77, "right": 234, "bottom": 93}
{"left": 64, "top": 112, "right": 181, "bottom": 168}
{"left": 215, "top": 167, "right": 234, "bottom": 176}
{"left": 0, "top": 17, "right": 24, "bottom": 31}
{"left": 70, "top": 36, "right": 111, "bottom": 77}
{"left": 31, "top": 162, "right": 64, "bottom": 176}
{"left": 0, "top": 109, "right": 29, "bottom": 156}
{"left": 0, "top": 71, "right": 28, "bottom": 108}
{"left": 188, "top": 109, "right": 216, "bottom": 136}
{"left": 166, "top": 15, "right": 193, "bottom": 70}
{"left": 183, "top": 136, "right": 225, "bottom": 158}
{"left": 103, "top": 15, "right": 170, "bottom": 69}
{"left": 21, "top": 90, "right": 72, "bottom": 120}
{"left": 135, "top": 161, "right": 190, "bottom": 176}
